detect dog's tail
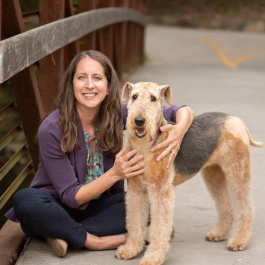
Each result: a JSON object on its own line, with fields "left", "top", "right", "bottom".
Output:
{"left": 242, "top": 121, "right": 264, "bottom": 147}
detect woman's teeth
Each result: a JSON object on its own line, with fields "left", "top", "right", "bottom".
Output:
{"left": 84, "top": 93, "right": 96, "bottom": 97}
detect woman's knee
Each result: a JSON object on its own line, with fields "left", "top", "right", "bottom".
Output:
{"left": 13, "top": 188, "right": 52, "bottom": 220}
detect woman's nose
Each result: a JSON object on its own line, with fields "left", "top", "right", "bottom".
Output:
{"left": 86, "top": 77, "right": 94, "bottom": 88}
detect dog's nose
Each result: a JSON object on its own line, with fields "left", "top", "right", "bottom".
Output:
{"left": 134, "top": 117, "right": 145, "bottom": 126}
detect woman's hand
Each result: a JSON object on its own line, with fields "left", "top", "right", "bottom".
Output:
{"left": 151, "top": 124, "right": 185, "bottom": 168}
{"left": 111, "top": 147, "right": 145, "bottom": 181}
{"left": 151, "top": 106, "right": 195, "bottom": 168}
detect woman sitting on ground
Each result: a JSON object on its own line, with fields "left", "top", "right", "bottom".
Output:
{"left": 5, "top": 50, "right": 194, "bottom": 257}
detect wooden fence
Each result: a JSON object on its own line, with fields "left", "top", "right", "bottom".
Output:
{"left": 0, "top": 0, "right": 146, "bottom": 264}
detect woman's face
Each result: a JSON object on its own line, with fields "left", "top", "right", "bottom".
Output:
{"left": 73, "top": 56, "right": 109, "bottom": 114}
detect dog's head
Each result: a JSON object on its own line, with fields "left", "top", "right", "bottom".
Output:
{"left": 121, "top": 82, "right": 172, "bottom": 141}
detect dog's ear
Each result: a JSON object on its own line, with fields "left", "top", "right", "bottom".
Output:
{"left": 121, "top": 82, "right": 134, "bottom": 103}
{"left": 160, "top": 85, "right": 172, "bottom": 105}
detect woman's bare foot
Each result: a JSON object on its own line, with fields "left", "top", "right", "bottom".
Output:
{"left": 85, "top": 233, "right": 126, "bottom": 250}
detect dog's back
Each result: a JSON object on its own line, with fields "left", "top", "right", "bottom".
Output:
{"left": 174, "top": 112, "right": 229, "bottom": 175}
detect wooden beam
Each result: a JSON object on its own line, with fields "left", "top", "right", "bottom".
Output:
{"left": 0, "top": 7, "right": 146, "bottom": 84}
{"left": 22, "top": 10, "right": 39, "bottom": 23}
{"left": 0, "top": 220, "right": 27, "bottom": 265}
{"left": 114, "top": 0, "right": 129, "bottom": 79}
{"left": 64, "top": 0, "right": 80, "bottom": 69}
{"left": 0, "top": 0, "right": 2, "bottom": 41}
{"left": 78, "top": 0, "right": 97, "bottom": 51}
{"left": 131, "top": 0, "right": 140, "bottom": 67}
{"left": 38, "top": 0, "right": 65, "bottom": 113}
{"left": 97, "top": 0, "right": 115, "bottom": 63}
{"left": 125, "top": 0, "right": 135, "bottom": 72}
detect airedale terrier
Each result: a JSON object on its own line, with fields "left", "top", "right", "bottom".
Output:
{"left": 115, "top": 82, "right": 263, "bottom": 265}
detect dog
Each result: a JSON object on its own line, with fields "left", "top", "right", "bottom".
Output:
{"left": 115, "top": 82, "right": 263, "bottom": 265}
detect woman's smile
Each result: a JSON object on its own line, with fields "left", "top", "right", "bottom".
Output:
{"left": 83, "top": 93, "right": 98, "bottom": 99}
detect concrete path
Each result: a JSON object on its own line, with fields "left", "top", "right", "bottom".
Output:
{"left": 17, "top": 25, "right": 265, "bottom": 265}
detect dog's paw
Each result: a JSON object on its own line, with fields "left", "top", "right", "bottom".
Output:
{"left": 139, "top": 253, "right": 164, "bottom": 265}
{"left": 115, "top": 243, "right": 143, "bottom": 260}
{"left": 205, "top": 227, "right": 227, "bottom": 242}
{"left": 227, "top": 238, "right": 247, "bottom": 251}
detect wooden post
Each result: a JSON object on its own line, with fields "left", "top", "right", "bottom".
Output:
{"left": 1, "top": 0, "right": 44, "bottom": 171}
{"left": 97, "top": 0, "right": 115, "bottom": 63}
{"left": 122, "top": 0, "right": 131, "bottom": 73}
{"left": 114, "top": 0, "right": 129, "bottom": 80}
{"left": 0, "top": 0, "right": 2, "bottom": 41}
{"left": 78, "top": 0, "right": 97, "bottom": 51}
{"left": 138, "top": 0, "right": 146, "bottom": 64}
{"left": 38, "top": 0, "right": 65, "bottom": 114}
{"left": 131, "top": 0, "right": 140, "bottom": 67}
{"left": 125, "top": 0, "right": 136, "bottom": 71}
{"left": 64, "top": 0, "right": 80, "bottom": 69}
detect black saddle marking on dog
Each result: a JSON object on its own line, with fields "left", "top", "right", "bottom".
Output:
{"left": 172, "top": 112, "right": 229, "bottom": 175}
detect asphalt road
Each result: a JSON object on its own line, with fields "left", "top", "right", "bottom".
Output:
{"left": 17, "top": 25, "right": 265, "bottom": 265}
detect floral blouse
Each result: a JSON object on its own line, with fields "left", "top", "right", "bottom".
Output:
{"left": 84, "top": 130, "right": 104, "bottom": 199}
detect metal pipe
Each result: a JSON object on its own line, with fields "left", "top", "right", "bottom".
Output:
{"left": 22, "top": 10, "right": 39, "bottom": 23}
{"left": 0, "top": 123, "right": 22, "bottom": 151}
{"left": 0, "top": 101, "right": 16, "bottom": 122}
{"left": 0, "top": 161, "right": 33, "bottom": 210}
{"left": 0, "top": 142, "right": 28, "bottom": 182}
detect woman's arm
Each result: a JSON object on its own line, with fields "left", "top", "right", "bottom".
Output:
{"left": 38, "top": 118, "right": 86, "bottom": 209}
{"left": 151, "top": 106, "right": 195, "bottom": 167}
{"left": 75, "top": 148, "right": 145, "bottom": 206}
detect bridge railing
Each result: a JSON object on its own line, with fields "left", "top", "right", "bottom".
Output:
{"left": 0, "top": 0, "right": 146, "bottom": 264}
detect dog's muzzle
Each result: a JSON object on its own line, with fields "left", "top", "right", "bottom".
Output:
{"left": 134, "top": 117, "right": 146, "bottom": 138}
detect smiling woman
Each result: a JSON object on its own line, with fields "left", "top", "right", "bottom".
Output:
{"left": 55, "top": 50, "right": 123, "bottom": 156}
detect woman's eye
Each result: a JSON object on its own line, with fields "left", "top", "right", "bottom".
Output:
{"left": 78, "top": 76, "right": 84, "bottom": 80}
{"left": 151, "top": 96, "right": 156, "bottom": 102}
{"left": 132, "top": 95, "right": 137, "bottom": 100}
{"left": 95, "top": 76, "right": 101, "bottom": 80}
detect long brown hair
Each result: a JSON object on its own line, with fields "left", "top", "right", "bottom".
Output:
{"left": 55, "top": 50, "right": 122, "bottom": 156}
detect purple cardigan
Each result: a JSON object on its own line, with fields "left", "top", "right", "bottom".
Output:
{"left": 5, "top": 103, "right": 184, "bottom": 222}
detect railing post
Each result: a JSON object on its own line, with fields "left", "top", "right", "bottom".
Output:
{"left": 38, "top": 0, "right": 65, "bottom": 114}
{"left": 114, "top": 0, "right": 129, "bottom": 80}
{"left": 1, "top": 0, "right": 44, "bottom": 171}
{"left": 78, "top": 0, "right": 97, "bottom": 51}
{"left": 0, "top": 0, "right": 2, "bottom": 41}
{"left": 125, "top": 0, "right": 135, "bottom": 71}
{"left": 97, "top": 0, "right": 115, "bottom": 63}
{"left": 64, "top": 0, "right": 80, "bottom": 69}
{"left": 130, "top": 0, "right": 141, "bottom": 67}
{"left": 138, "top": 0, "right": 146, "bottom": 64}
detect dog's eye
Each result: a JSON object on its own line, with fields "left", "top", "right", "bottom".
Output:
{"left": 151, "top": 96, "right": 156, "bottom": 102}
{"left": 132, "top": 95, "right": 137, "bottom": 100}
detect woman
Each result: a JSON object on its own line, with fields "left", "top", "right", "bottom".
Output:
{"left": 5, "top": 50, "right": 194, "bottom": 257}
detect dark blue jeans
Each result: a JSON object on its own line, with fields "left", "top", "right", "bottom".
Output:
{"left": 13, "top": 188, "right": 126, "bottom": 249}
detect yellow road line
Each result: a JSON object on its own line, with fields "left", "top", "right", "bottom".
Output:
{"left": 223, "top": 45, "right": 263, "bottom": 53}
{"left": 201, "top": 36, "right": 265, "bottom": 69}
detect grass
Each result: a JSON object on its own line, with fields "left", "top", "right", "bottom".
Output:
{"left": 144, "top": 53, "right": 151, "bottom": 62}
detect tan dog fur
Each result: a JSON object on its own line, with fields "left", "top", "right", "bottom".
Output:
{"left": 115, "top": 82, "right": 263, "bottom": 265}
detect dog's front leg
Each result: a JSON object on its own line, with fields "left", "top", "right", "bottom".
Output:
{"left": 116, "top": 176, "right": 149, "bottom": 260}
{"left": 140, "top": 183, "right": 175, "bottom": 265}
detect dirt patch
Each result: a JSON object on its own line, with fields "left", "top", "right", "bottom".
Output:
{"left": 146, "top": 0, "right": 265, "bottom": 32}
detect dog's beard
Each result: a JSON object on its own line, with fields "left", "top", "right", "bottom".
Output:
{"left": 150, "top": 113, "right": 164, "bottom": 141}
{"left": 149, "top": 126, "right": 157, "bottom": 141}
